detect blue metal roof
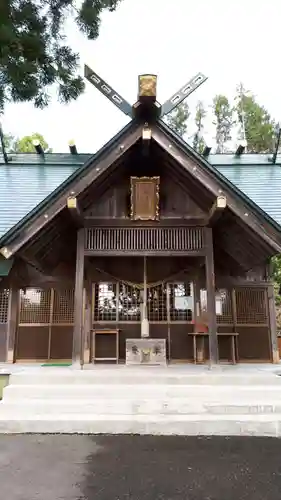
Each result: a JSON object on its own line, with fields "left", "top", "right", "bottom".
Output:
{"left": 0, "top": 142, "right": 281, "bottom": 239}
{"left": 215, "top": 163, "right": 281, "bottom": 226}
{"left": 0, "top": 163, "right": 79, "bottom": 237}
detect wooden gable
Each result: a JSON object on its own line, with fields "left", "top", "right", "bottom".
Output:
{"left": 85, "top": 165, "right": 206, "bottom": 221}
{"left": 1, "top": 119, "right": 281, "bottom": 264}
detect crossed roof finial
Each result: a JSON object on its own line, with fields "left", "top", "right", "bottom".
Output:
{"left": 84, "top": 64, "right": 207, "bottom": 121}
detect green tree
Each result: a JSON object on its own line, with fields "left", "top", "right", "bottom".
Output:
{"left": 0, "top": 0, "right": 121, "bottom": 111}
{"left": 1, "top": 132, "right": 17, "bottom": 153}
{"left": 193, "top": 101, "right": 206, "bottom": 153}
{"left": 272, "top": 255, "right": 281, "bottom": 305}
{"left": 235, "top": 83, "right": 276, "bottom": 153}
{"left": 165, "top": 102, "right": 190, "bottom": 137}
{"left": 15, "top": 132, "right": 50, "bottom": 152}
{"left": 1, "top": 132, "right": 50, "bottom": 153}
{"left": 212, "top": 94, "right": 234, "bottom": 153}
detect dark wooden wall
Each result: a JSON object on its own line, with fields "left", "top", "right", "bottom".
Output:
{"left": 86, "top": 168, "right": 205, "bottom": 220}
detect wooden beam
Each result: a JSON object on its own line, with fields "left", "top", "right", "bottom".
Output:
{"left": 20, "top": 250, "right": 50, "bottom": 276}
{"left": 152, "top": 126, "right": 281, "bottom": 253}
{"left": 204, "top": 227, "right": 219, "bottom": 365}
{"left": 72, "top": 228, "right": 84, "bottom": 365}
{"left": 67, "top": 196, "right": 84, "bottom": 228}
{"left": 0, "top": 125, "right": 142, "bottom": 258}
{"left": 6, "top": 288, "right": 19, "bottom": 363}
{"left": 84, "top": 217, "right": 206, "bottom": 227}
{"left": 206, "top": 196, "right": 226, "bottom": 226}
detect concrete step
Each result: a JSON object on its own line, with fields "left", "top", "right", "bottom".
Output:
{"left": 8, "top": 370, "right": 281, "bottom": 386}
{"left": 0, "top": 413, "right": 280, "bottom": 436}
{"left": 1, "top": 398, "right": 281, "bottom": 415}
{"left": 3, "top": 383, "right": 281, "bottom": 400}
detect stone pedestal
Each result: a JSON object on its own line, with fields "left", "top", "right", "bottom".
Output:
{"left": 126, "top": 338, "right": 166, "bottom": 366}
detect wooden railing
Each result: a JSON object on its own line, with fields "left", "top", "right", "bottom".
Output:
{"left": 84, "top": 227, "right": 204, "bottom": 254}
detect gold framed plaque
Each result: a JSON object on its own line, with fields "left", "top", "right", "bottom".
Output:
{"left": 130, "top": 176, "right": 160, "bottom": 221}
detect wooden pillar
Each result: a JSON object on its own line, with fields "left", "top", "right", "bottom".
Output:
{"left": 7, "top": 288, "right": 19, "bottom": 363}
{"left": 204, "top": 227, "right": 219, "bottom": 364}
{"left": 82, "top": 285, "right": 91, "bottom": 366}
{"left": 267, "top": 283, "right": 279, "bottom": 363}
{"left": 72, "top": 228, "right": 84, "bottom": 365}
{"left": 141, "top": 255, "right": 149, "bottom": 338}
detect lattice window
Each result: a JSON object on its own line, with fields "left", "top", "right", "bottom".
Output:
{"left": 235, "top": 287, "right": 268, "bottom": 325}
{"left": 147, "top": 284, "right": 168, "bottom": 321}
{"left": 53, "top": 289, "right": 74, "bottom": 324}
{"left": 19, "top": 288, "right": 51, "bottom": 324}
{"left": 199, "top": 288, "right": 233, "bottom": 324}
{"left": 94, "top": 283, "right": 117, "bottom": 321}
{"left": 118, "top": 283, "right": 141, "bottom": 321}
{"left": 0, "top": 289, "right": 9, "bottom": 323}
{"left": 216, "top": 289, "right": 233, "bottom": 324}
{"left": 169, "top": 283, "right": 193, "bottom": 321}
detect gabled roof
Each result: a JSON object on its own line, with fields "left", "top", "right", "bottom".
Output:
{"left": 0, "top": 121, "right": 140, "bottom": 246}
{"left": 0, "top": 119, "right": 281, "bottom": 253}
{"left": 156, "top": 121, "right": 281, "bottom": 233}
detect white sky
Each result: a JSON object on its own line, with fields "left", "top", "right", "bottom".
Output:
{"left": 2, "top": 0, "right": 281, "bottom": 153}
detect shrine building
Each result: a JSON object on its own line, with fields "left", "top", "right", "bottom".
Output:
{"left": 0, "top": 70, "right": 281, "bottom": 366}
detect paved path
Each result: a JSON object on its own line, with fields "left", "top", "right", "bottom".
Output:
{"left": 0, "top": 435, "right": 281, "bottom": 499}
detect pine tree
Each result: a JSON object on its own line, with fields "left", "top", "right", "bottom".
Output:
{"left": 0, "top": 0, "right": 121, "bottom": 111}
{"left": 235, "top": 83, "right": 276, "bottom": 153}
{"left": 165, "top": 102, "right": 190, "bottom": 137}
{"left": 193, "top": 101, "right": 206, "bottom": 153}
{"left": 212, "top": 95, "right": 234, "bottom": 153}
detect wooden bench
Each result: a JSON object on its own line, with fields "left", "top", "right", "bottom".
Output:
{"left": 188, "top": 331, "right": 239, "bottom": 364}
{"left": 90, "top": 329, "right": 119, "bottom": 363}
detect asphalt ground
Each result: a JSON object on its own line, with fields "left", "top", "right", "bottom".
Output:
{"left": 0, "top": 435, "right": 281, "bottom": 500}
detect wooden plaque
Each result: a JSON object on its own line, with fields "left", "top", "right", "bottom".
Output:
{"left": 130, "top": 176, "right": 160, "bottom": 221}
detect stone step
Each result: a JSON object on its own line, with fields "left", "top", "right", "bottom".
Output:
{"left": 1, "top": 398, "right": 281, "bottom": 415}
{"left": 8, "top": 370, "right": 281, "bottom": 386}
{"left": 0, "top": 413, "right": 280, "bottom": 436}
{"left": 3, "top": 383, "right": 281, "bottom": 400}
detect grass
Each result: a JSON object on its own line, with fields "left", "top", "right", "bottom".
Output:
{"left": 0, "top": 374, "right": 9, "bottom": 400}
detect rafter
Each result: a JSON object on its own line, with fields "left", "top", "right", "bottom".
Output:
{"left": 206, "top": 196, "right": 227, "bottom": 226}
{"left": 67, "top": 196, "right": 84, "bottom": 228}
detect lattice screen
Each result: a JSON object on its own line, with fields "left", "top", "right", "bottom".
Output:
{"left": 200, "top": 289, "right": 233, "bottom": 323}
{"left": 235, "top": 287, "right": 268, "bottom": 325}
{"left": 216, "top": 289, "right": 233, "bottom": 324}
{"left": 119, "top": 283, "right": 141, "bottom": 321}
{"left": 94, "top": 283, "right": 117, "bottom": 322}
{"left": 93, "top": 281, "right": 193, "bottom": 322}
{"left": 0, "top": 289, "right": 9, "bottom": 324}
{"left": 19, "top": 289, "right": 51, "bottom": 324}
{"left": 168, "top": 283, "right": 193, "bottom": 321}
{"left": 19, "top": 288, "right": 74, "bottom": 325}
{"left": 148, "top": 284, "right": 168, "bottom": 321}
{"left": 53, "top": 289, "right": 74, "bottom": 324}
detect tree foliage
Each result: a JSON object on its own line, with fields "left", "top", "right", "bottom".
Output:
{"left": 235, "top": 84, "right": 276, "bottom": 153}
{"left": 15, "top": 132, "right": 50, "bottom": 152}
{"left": 193, "top": 101, "right": 206, "bottom": 153}
{"left": 0, "top": 0, "right": 121, "bottom": 111}
{"left": 165, "top": 102, "right": 190, "bottom": 137}
{"left": 1, "top": 132, "right": 50, "bottom": 153}
{"left": 212, "top": 94, "right": 234, "bottom": 153}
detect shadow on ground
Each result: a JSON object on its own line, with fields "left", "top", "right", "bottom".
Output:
{"left": 0, "top": 435, "right": 281, "bottom": 500}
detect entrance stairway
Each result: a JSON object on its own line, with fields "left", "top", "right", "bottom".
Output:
{"left": 1, "top": 365, "right": 281, "bottom": 435}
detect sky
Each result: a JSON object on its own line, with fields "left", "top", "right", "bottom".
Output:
{"left": 2, "top": 0, "right": 281, "bottom": 153}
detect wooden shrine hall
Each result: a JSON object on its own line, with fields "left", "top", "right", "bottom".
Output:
{"left": 0, "top": 69, "right": 281, "bottom": 366}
